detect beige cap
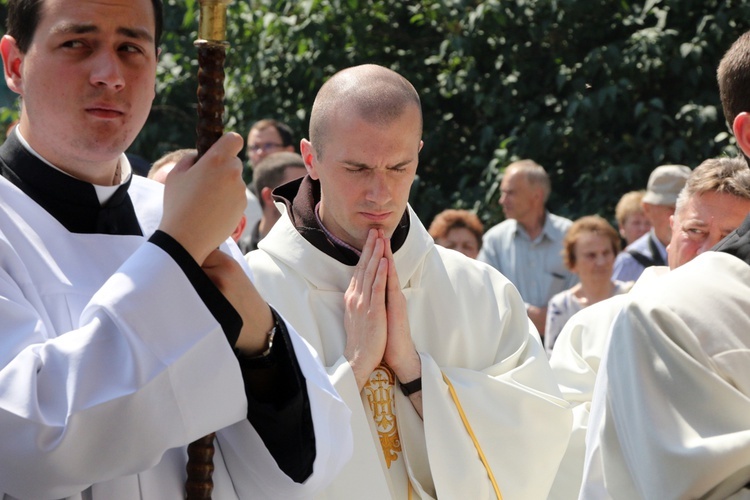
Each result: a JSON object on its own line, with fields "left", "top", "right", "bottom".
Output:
{"left": 642, "top": 164, "right": 691, "bottom": 206}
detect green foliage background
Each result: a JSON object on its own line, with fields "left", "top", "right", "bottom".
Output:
{"left": 2, "top": 0, "right": 749, "bottom": 227}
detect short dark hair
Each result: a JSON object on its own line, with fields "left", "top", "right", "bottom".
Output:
{"left": 309, "top": 65, "right": 422, "bottom": 159}
{"left": 6, "top": 0, "right": 164, "bottom": 54}
{"left": 718, "top": 30, "right": 750, "bottom": 131}
{"left": 248, "top": 119, "right": 295, "bottom": 146}
{"left": 252, "top": 151, "right": 306, "bottom": 208}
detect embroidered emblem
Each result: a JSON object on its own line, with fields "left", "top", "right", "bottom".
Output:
{"left": 364, "top": 363, "right": 402, "bottom": 468}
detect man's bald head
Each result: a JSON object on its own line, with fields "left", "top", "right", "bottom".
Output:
{"left": 309, "top": 64, "right": 422, "bottom": 159}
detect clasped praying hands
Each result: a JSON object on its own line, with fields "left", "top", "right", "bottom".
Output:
{"left": 343, "top": 229, "right": 422, "bottom": 413}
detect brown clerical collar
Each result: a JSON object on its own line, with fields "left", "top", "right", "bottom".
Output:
{"left": 272, "top": 175, "right": 410, "bottom": 266}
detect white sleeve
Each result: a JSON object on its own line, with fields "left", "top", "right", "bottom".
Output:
{"left": 0, "top": 242, "right": 248, "bottom": 498}
{"left": 585, "top": 254, "right": 750, "bottom": 499}
{"left": 217, "top": 320, "right": 353, "bottom": 499}
{"left": 413, "top": 270, "right": 572, "bottom": 500}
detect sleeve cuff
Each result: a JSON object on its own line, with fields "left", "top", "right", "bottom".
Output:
{"left": 148, "top": 230, "right": 243, "bottom": 345}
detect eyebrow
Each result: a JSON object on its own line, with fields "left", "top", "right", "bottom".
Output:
{"left": 682, "top": 218, "right": 708, "bottom": 227}
{"left": 50, "top": 23, "right": 154, "bottom": 44}
{"left": 343, "top": 159, "right": 413, "bottom": 170}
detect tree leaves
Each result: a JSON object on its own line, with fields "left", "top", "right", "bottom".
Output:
{"left": 2, "top": 0, "right": 749, "bottom": 226}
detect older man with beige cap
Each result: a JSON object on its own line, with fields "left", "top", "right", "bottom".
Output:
{"left": 612, "top": 164, "right": 691, "bottom": 282}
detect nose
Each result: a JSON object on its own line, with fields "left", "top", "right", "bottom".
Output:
{"left": 90, "top": 49, "right": 125, "bottom": 90}
{"left": 365, "top": 171, "right": 392, "bottom": 205}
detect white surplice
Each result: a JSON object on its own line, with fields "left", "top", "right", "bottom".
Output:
{"left": 246, "top": 204, "right": 572, "bottom": 499}
{"left": 581, "top": 252, "right": 750, "bottom": 499}
{"left": 547, "top": 267, "right": 666, "bottom": 499}
{"left": 0, "top": 172, "right": 352, "bottom": 499}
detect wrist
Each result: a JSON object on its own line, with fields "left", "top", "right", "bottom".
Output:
{"left": 390, "top": 349, "right": 421, "bottom": 386}
{"left": 399, "top": 376, "right": 422, "bottom": 396}
{"left": 247, "top": 321, "right": 276, "bottom": 359}
{"left": 346, "top": 356, "right": 376, "bottom": 393}
{"left": 235, "top": 305, "right": 275, "bottom": 356}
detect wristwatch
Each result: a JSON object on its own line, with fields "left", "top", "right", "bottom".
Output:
{"left": 399, "top": 377, "right": 422, "bottom": 396}
{"left": 250, "top": 322, "right": 276, "bottom": 359}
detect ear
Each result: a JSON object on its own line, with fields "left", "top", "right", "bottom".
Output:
{"left": 533, "top": 185, "right": 546, "bottom": 205}
{"left": 261, "top": 186, "right": 274, "bottom": 206}
{"left": 300, "top": 139, "right": 318, "bottom": 180}
{"left": 231, "top": 215, "right": 247, "bottom": 243}
{"left": 641, "top": 202, "right": 652, "bottom": 217}
{"left": 1, "top": 35, "right": 24, "bottom": 95}
{"left": 733, "top": 112, "right": 750, "bottom": 158}
{"left": 669, "top": 214, "right": 675, "bottom": 231}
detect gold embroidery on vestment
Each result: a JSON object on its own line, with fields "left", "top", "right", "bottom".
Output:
{"left": 364, "top": 364, "right": 402, "bottom": 468}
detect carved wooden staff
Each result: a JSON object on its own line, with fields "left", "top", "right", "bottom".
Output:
{"left": 185, "top": 1, "right": 231, "bottom": 498}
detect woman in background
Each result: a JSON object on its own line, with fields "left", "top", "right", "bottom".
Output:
{"left": 615, "top": 190, "right": 651, "bottom": 247}
{"left": 428, "top": 209, "right": 484, "bottom": 259}
{"left": 545, "top": 215, "right": 630, "bottom": 353}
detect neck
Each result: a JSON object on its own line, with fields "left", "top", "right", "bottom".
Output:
{"left": 575, "top": 279, "right": 614, "bottom": 305}
{"left": 258, "top": 210, "right": 281, "bottom": 238}
{"left": 16, "top": 125, "right": 122, "bottom": 186}
{"left": 518, "top": 210, "right": 546, "bottom": 239}
{"left": 111, "top": 161, "right": 122, "bottom": 186}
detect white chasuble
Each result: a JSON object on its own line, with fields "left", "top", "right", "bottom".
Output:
{"left": 247, "top": 204, "right": 573, "bottom": 499}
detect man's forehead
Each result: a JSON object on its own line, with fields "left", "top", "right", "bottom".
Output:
{"left": 252, "top": 127, "right": 280, "bottom": 137}
{"left": 503, "top": 170, "right": 532, "bottom": 188}
{"left": 39, "top": 0, "right": 155, "bottom": 35}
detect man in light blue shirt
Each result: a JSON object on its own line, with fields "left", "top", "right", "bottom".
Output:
{"left": 479, "top": 160, "right": 577, "bottom": 338}
{"left": 612, "top": 164, "right": 691, "bottom": 282}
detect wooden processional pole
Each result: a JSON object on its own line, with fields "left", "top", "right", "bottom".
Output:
{"left": 185, "top": 1, "right": 231, "bottom": 498}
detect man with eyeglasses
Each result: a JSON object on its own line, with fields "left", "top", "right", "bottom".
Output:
{"left": 240, "top": 118, "right": 297, "bottom": 253}
{"left": 246, "top": 118, "right": 296, "bottom": 168}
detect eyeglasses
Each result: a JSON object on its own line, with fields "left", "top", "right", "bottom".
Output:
{"left": 248, "top": 142, "right": 283, "bottom": 154}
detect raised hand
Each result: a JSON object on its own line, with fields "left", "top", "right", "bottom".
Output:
{"left": 159, "top": 132, "right": 246, "bottom": 265}
{"left": 382, "top": 238, "right": 421, "bottom": 395}
{"left": 344, "top": 229, "right": 389, "bottom": 391}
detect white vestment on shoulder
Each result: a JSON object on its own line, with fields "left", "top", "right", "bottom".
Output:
{"left": 246, "top": 204, "right": 572, "bottom": 499}
{"left": 0, "top": 173, "right": 352, "bottom": 499}
{"left": 548, "top": 267, "right": 665, "bottom": 498}
{"left": 580, "top": 252, "right": 750, "bottom": 499}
